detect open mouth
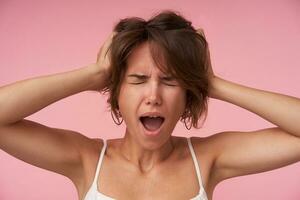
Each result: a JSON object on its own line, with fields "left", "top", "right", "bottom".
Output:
{"left": 139, "top": 116, "right": 165, "bottom": 132}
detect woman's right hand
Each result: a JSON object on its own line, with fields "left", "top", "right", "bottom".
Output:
{"left": 88, "top": 32, "right": 115, "bottom": 91}
{"left": 97, "top": 32, "right": 115, "bottom": 75}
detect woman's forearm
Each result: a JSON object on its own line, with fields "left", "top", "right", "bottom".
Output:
{"left": 210, "top": 76, "right": 300, "bottom": 137}
{"left": 0, "top": 64, "right": 106, "bottom": 125}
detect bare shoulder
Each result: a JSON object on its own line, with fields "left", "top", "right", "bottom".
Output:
{"left": 80, "top": 137, "right": 104, "bottom": 180}
{"left": 188, "top": 131, "right": 251, "bottom": 185}
{"left": 0, "top": 120, "right": 105, "bottom": 194}
{"left": 74, "top": 137, "right": 104, "bottom": 199}
{"left": 195, "top": 128, "right": 300, "bottom": 185}
{"left": 188, "top": 135, "right": 218, "bottom": 162}
{"left": 175, "top": 136, "right": 219, "bottom": 190}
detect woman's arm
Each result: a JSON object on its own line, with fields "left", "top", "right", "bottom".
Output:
{"left": 0, "top": 64, "right": 106, "bottom": 125}
{"left": 210, "top": 77, "right": 300, "bottom": 137}
{"left": 208, "top": 76, "right": 300, "bottom": 183}
{"left": 196, "top": 29, "right": 300, "bottom": 185}
{"left": 0, "top": 33, "right": 113, "bottom": 183}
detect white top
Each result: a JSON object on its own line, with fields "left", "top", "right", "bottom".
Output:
{"left": 84, "top": 137, "right": 208, "bottom": 200}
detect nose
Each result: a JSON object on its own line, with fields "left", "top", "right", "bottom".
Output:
{"left": 145, "top": 82, "right": 162, "bottom": 106}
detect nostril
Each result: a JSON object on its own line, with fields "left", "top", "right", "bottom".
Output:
{"left": 146, "top": 97, "right": 162, "bottom": 105}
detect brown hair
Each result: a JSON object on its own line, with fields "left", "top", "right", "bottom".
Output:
{"left": 101, "top": 10, "right": 210, "bottom": 129}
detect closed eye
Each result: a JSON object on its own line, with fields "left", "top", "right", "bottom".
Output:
{"left": 130, "top": 82, "right": 145, "bottom": 85}
{"left": 127, "top": 74, "right": 178, "bottom": 86}
{"left": 163, "top": 82, "right": 177, "bottom": 86}
{"left": 127, "top": 74, "right": 147, "bottom": 84}
{"left": 168, "top": 84, "right": 177, "bottom": 86}
{"left": 162, "top": 77, "right": 175, "bottom": 81}
{"left": 162, "top": 77, "right": 178, "bottom": 86}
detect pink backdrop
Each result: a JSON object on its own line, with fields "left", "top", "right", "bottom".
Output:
{"left": 0, "top": 0, "right": 299, "bottom": 199}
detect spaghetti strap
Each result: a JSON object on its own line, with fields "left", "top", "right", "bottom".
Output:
{"left": 187, "top": 137, "right": 205, "bottom": 192}
{"left": 91, "top": 139, "right": 107, "bottom": 187}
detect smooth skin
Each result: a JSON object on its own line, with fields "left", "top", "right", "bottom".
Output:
{"left": 0, "top": 31, "right": 300, "bottom": 200}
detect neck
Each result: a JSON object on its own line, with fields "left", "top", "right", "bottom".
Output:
{"left": 119, "top": 129, "right": 175, "bottom": 174}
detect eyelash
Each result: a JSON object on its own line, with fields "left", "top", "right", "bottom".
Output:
{"left": 165, "top": 81, "right": 178, "bottom": 86}
{"left": 130, "top": 82, "right": 177, "bottom": 87}
{"left": 130, "top": 82, "right": 143, "bottom": 85}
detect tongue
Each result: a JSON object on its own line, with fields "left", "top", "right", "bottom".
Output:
{"left": 141, "top": 117, "right": 163, "bottom": 131}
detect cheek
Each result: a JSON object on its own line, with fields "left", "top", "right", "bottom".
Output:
{"left": 164, "top": 88, "right": 186, "bottom": 116}
{"left": 118, "top": 85, "right": 141, "bottom": 118}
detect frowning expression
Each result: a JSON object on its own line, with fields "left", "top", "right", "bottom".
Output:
{"left": 118, "top": 42, "right": 186, "bottom": 145}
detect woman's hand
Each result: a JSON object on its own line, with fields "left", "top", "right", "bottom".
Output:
{"left": 88, "top": 32, "right": 115, "bottom": 91}
{"left": 96, "top": 32, "right": 115, "bottom": 75}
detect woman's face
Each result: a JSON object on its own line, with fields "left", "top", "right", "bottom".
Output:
{"left": 118, "top": 42, "right": 186, "bottom": 146}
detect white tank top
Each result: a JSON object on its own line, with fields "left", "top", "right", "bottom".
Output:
{"left": 84, "top": 137, "right": 208, "bottom": 200}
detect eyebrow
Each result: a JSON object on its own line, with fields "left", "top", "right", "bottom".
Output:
{"left": 127, "top": 74, "right": 175, "bottom": 80}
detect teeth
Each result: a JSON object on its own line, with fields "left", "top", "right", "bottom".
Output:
{"left": 140, "top": 115, "right": 164, "bottom": 118}
{"left": 141, "top": 115, "right": 161, "bottom": 118}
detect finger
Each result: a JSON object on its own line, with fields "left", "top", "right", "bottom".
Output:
{"left": 196, "top": 28, "right": 206, "bottom": 38}
{"left": 97, "top": 32, "right": 115, "bottom": 62}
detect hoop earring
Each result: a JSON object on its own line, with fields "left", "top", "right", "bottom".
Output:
{"left": 111, "top": 110, "right": 123, "bottom": 125}
{"left": 183, "top": 118, "right": 192, "bottom": 130}
{"left": 181, "top": 109, "right": 192, "bottom": 130}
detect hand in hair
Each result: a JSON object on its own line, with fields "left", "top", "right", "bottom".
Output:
{"left": 93, "top": 32, "right": 115, "bottom": 89}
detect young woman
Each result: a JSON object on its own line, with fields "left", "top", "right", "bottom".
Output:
{"left": 0, "top": 11, "right": 300, "bottom": 200}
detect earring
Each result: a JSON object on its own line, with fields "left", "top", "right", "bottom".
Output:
{"left": 111, "top": 110, "right": 123, "bottom": 125}
{"left": 182, "top": 109, "right": 192, "bottom": 130}
{"left": 183, "top": 117, "right": 192, "bottom": 130}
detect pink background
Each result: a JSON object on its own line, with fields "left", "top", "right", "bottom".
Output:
{"left": 0, "top": 0, "right": 300, "bottom": 199}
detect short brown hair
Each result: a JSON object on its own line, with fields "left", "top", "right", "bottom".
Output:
{"left": 101, "top": 10, "right": 210, "bottom": 129}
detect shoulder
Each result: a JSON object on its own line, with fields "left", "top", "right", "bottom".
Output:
{"left": 189, "top": 131, "right": 239, "bottom": 160}
{"left": 188, "top": 136, "right": 217, "bottom": 160}
{"left": 80, "top": 137, "right": 104, "bottom": 177}
{"left": 73, "top": 137, "right": 104, "bottom": 194}
{"left": 186, "top": 134, "right": 226, "bottom": 188}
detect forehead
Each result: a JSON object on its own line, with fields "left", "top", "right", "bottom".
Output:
{"left": 126, "top": 42, "right": 168, "bottom": 75}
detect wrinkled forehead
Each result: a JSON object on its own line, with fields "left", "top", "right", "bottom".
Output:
{"left": 125, "top": 41, "right": 173, "bottom": 76}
